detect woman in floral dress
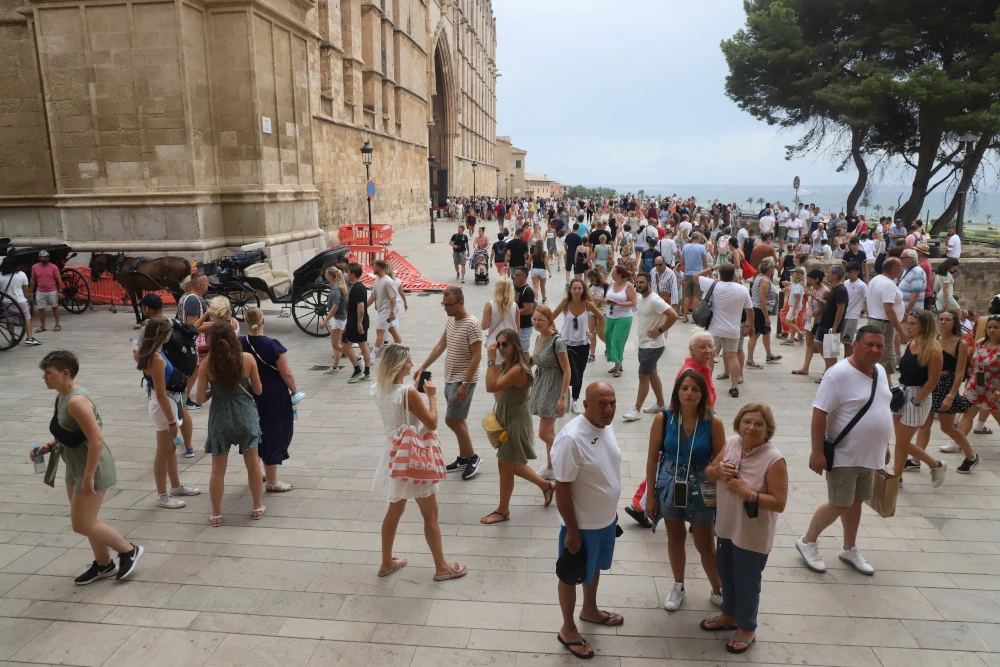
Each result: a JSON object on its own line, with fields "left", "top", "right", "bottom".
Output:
{"left": 960, "top": 315, "right": 1000, "bottom": 438}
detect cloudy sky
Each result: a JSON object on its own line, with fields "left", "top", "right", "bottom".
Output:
{"left": 493, "top": 0, "right": 858, "bottom": 187}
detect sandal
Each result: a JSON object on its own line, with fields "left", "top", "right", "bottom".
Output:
{"left": 726, "top": 636, "right": 756, "bottom": 654}
{"left": 974, "top": 426, "right": 994, "bottom": 435}
{"left": 251, "top": 506, "right": 266, "bottom": 520}
{"left": 624, "top": 505, "right": 651, "bottom": 528}
{"left": 766, "top": 354, "right": 783, "bottom": 362}
{"left": 700, "top": 616, "right": 738, "bottom": 631}
{"left": 588, "top": 355, "right": 595, "bottom": 362}
{"left": 579, "top": 611, "right": 623, "bottom": 626}
{"left": 53, "top": 325, "right": 61, "bottom": 332}
{"left": 543, "top": 482, "right": 556, "bottom": 508}
{"left": 557, "top": 634, "right": 594, "bottom": 660}
{"left": 265, "top": 482, "right": 294, "bottom": 492}
{"left": 377, "top": 557, "right": 408, "bottom": 577}
{"left": 745, "top": 361, "right": 763, "bottom": 369}
{"left": 210, "top": 515, "right": 222, "bottom": 527}
{"left": 608, "top": 366, "right": 618, "bottom": 374}
{"left": 433, "top": 562, "right": 468, "bottom": 581}
{"left": 729, "top": 388, "right": 739, "bottom": 398}
{"left": 480, "top": 510, "right": 510, "bottom": 525}
{"left": 791, "top": 369, "right": 809, "bottom": 375}
{"left": 716, "top": 372, "right": 730, "bottom": 380}
{"left": 613, "top": 369, "right": 621, "bottom": 378}
{"left": 34, "top": 327, "right": 46, "bottom": 333}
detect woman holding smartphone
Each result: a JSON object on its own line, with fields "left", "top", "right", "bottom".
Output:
{"left": 645, "top": 369, "right": 725, "bottom": 613}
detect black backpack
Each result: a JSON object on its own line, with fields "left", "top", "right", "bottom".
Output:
{"left": 743, "top": 236, "right": 756, "bottom": 261}
{"left": 163, "top": 318, "right": 198, "bottom": 378}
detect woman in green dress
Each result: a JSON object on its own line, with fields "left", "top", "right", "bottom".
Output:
{"left": 481, "top": 328, "right": 556, "bottom": 524}
{"left": 31, "top": 350, "right": 144, "bottom": 584}
{"left": 196, "top": 319, "right": 265, "bottom": 526}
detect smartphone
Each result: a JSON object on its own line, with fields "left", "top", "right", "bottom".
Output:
{"left": 977, "top": 371, "right": 986, "bottom": 387}
{"left": 417, "top": 371, "right": 431, "bottom": 393}
{"left": 672, "top": 481, "right": 690, "bottom": 508}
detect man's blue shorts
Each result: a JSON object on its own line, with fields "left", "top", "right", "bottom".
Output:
{"left": 557, "top": 522, "right": 617, "bottom": 586}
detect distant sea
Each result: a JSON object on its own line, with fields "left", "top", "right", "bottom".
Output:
{"left": 591, "top": 183, "right": 1000, "bottom": 223}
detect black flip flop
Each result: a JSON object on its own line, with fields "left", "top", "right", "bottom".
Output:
{"left": 557, "top": 634, "right": 594, "bottom": 659}
{"left": 726, "top": 636, "right": 756, "bottom": 654}
{"left": 624, "top": 505, "right": 651, "bottom": 528}
{"left": 580, "top": 612, "right": 623, "bottom": 626}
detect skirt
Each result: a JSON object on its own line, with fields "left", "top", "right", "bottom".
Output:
{"left": 931, "top": 373, "right": 971, "bottom": 414}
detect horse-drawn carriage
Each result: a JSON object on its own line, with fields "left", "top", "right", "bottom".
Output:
{"left": 0, "top": 239, "right": 91, "bottom": 351}
{"left": 202, "top": 243, "right": 350, "bottom": 337}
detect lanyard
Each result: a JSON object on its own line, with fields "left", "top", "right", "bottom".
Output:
{"left": 673, "top": 412, "right": 698, "bottom": 474}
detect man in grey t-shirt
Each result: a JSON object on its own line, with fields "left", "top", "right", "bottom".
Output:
{"left": 367, "top": 259, "right": 400, "bottom": 357}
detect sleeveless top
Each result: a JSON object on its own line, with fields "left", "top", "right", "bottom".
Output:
{"left": 899, "top": 346, "right": 929, "bottom": 387}
{"left": 714, "top": 436, "right": 784, "bottom": 554}
{"left": 661, "top": 409, "right": 714, "bottom": 466}
{"left": 594, "top": 244, "right": 611, "bottom": 264}
{"left": 485, "top": 300, "right": 518, "bottom": 345}
{"left": 143, "top": 351, "right": 173, "bottom": 393}
{"left": 56, "top": 387, "right": 103, "bottom": 445}
{"left": 605, "top": 282, "right": 631, "bottom": 319}
{"left": 941, "top": 339, "right": 959, "bottom": 373}
{"left": 560, "top": 303, "right": 592, "bottom": 345}
{"left": 750, "top": 274, "right": 778, "bottom": 310}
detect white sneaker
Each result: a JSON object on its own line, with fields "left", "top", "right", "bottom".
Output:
{"left": 643, "top": 404, "right": 666, "bottom": 414}
{"left": 571, "top": 401, "right": 583, "bottom": 414}
{"left": 709, "top": 590, "right": 723, "bottom": 607}
{"left": 838, "top": 547, "right": 875, "bottom": 575}
{"left": 622, "top": 408, "right": 642, "bottom": 422}
{"left": 930, "top": 461, "right": 948, "bottom": 488}
{"left": 796, "top": 537, "right": 826, "bottom": 573}
{"left": 939, "top": 441, "right": 961, "bottom": 453}
{"left": 537, "top": 466, "right": 554, "bottom": 481}
{"left": 663, "top": 582, "right": 685, "bottom": 611}
{"left": 155, "top": 495, "right": 186, "bottom": 509}
{"left": 170, "top": 484, "right": 201, "bottom": 496}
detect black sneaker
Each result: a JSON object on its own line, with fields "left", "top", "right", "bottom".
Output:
{"left": 185, "top": 399, "right": 202, "bottom": 411}
{"left": 462, "top": 455, "right": 482, "bottom": 480}
{"left": 116, "top": 543, "right": 144, "bottom": 580}
{"left": 957, "top": 455, "right": 981, "bottom": 474}
{"left": 347, "top": 370, "right": 364, "bottom": 384}
{"left": 903, "top": 459, "right": 921, "bottom": 472}
{"left": 74, "top": 560, "right": 118, "bottom": 585}
{"left": 446, "top": 457, "right": 468, "bottom": 473}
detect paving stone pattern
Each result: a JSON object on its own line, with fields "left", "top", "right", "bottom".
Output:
{"left": 1, "top": 222, "right": 998, "bottom": 666}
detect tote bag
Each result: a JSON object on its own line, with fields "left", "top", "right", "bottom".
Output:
{"left": 388, "top": 389, "right": 447, "bottom": 484}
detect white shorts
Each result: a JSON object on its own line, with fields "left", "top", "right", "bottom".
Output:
{"left": 376, "top": 308, "right": 396, "bottom": 331}
{"left": 36, "top": 290, "right": 59, "bottom": 309}
{"left": 13, "top": 300, "right": 30, "bottom": 321}
{"left": 328, "top": 319, "right": 346, "bottom": 331}
{"left": 893, "top": 384, "right": 932, "bottom": 427}
{"left": 148, "top": 391, "right": 185, "bottom": 432}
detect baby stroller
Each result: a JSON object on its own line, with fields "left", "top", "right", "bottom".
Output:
{"left": 471, "top": 249, "right": 490, "bottom": 284}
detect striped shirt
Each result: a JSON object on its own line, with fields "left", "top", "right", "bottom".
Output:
{"left": 444, "top": 315, "right": 482, "bottom": 383}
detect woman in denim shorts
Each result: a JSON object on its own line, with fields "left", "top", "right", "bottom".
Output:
{"left": 645, "top": 369, "right": 726, "bottom": 612}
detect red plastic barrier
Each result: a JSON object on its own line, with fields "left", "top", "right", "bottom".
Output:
{"left": 347, "top": 247, "right": 450, "bottom": 292}
{"left": 337, "top": 224, "right": 392, "bottom": 246}
{"left": 70, "top": 266, "right": 178, "bottom": 306}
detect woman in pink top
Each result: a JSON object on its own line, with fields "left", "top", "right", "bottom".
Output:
{"left": 702, "top": 403, "right": 787, "bottom": 655}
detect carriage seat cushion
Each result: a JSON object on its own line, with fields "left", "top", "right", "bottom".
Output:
{"left": 245, "top": 263, "right": 291, "bottom": 297}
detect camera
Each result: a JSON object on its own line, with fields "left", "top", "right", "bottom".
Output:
{"left": 673, "top": 481, "right": 690, "bottom": 508}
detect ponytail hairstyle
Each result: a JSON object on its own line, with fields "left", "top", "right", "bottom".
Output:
{"left": 208, "top": 319, "right": 244, "bottom": 393}
{"left": 325, "top": 266, "right": 348, "bottom": 296}
{"left": 245, "top": 307, "right": 264, "bottom": 333}
{"left": 207, "top": 296, "right": 232, "bottom": 321}
{"left": 136, "top": 316, "right": 171, "bottom": 371}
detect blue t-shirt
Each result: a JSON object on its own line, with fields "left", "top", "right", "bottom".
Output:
{"left": 661, "top": 410, "right": 714, "bottom": 466}
{"left": 681, "top": 243, "right": 709, "bottom": 276}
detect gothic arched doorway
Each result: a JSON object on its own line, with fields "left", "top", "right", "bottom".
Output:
{"left": 429, "top": 37, "right": 454, "bottom": 206}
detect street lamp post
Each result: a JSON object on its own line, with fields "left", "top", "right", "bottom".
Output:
{"left": 361, "top": 139, "right": 374, "bottom": 245}
{"left": 510, "top": 173, "right": 514, "bottom": 200}
{"left": 471, "top": 161, "right": 477, "bottom": 200}
{"left": 495, "top": 168, "right": 500, "bottom": 199}
{"left": 428, "top": 154, "right": 437, "bottom": 243}
{"left": 956, "top": 133, "right": 980, "bottom": 238}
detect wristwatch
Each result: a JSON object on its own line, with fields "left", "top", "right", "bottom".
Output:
{"left": 461, "top": 380, "right": 471, "bottom": 387}
{"left": 487, "top": 360, "right": 496, "bottom": 368}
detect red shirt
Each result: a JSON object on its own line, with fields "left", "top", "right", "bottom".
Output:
{"left": 679, "top": 357, "right": 716, "bottom": 409}
{"left": 31, "top": 262, "right": 61, "bottom": 293}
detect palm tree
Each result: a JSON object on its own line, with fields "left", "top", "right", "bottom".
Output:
{"left": 888, "top": 205, "right": 896, "bottom": 220}
{"left": 873, "top": 204, "right": 883, "bottom": 217}
{"left": 860, "top": 197, "right": 871, "bottom": 216}
{"left": 746, "top": 197, "right": 754, "bottom": 208}
{"left": 756, "top": 198, "right": 764, "bottom": 209}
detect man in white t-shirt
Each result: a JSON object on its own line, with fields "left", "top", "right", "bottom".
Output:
{"left": 840, "top": 260, "right": 869, "bottom": 356}
{"left": 694, "top": 263, "right": 753, "bottom": 397}
{"left": 623, "top": 273, "right": 678, "bottom": 421}
{"left": 946, "top": 224, "right": 962, "bottom": 258}
{"left": 797, "top": 326, "right": 892, "bottom": 575}
{"left": 775, "top": 205, "right": 790, "bottom": 254}
{"left": 865, "top": 257, "right": 906, "bottom": 383}
{"left": 0, "top": 268, "right": 40, "bottom": 345}
{"left": 758, "top": 208, "right": 776, "bottom": 238}
{"left": 552, "top": 382, "right": 622, "bottom": 658}
{"left": 655, "top": 230, "right": 678, "bottom": 268}
{"left": 368, "top": 259, "right": 400, "bottom": 357}
{"left": 678, "top": 214, "right": 693, "bottom": 241}
{"left": 786, "top": 212, "right": 803, "bottom": 246}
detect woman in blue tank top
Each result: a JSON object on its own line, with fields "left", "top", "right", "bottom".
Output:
{"left": 645, "top": 369, "right": 726, "bottom": 613}
{"left": 136, "top": 317, "right": 200, "bottom": 510}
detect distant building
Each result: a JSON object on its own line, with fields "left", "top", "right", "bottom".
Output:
{"left": 525, "top": 174, "right": 557, "bottom": 199}
{"left": 552, "top": 182, "right": 566, "bottom": 199}
{"left": 496, "top": 136, "right": 527, "bottom": 198}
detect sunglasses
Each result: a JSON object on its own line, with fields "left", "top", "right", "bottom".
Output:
{"left": 498, "top": 341, "right": 511, "bottom": 349}
{"left": 572, "top": 316, "right": 579, "bottom": 330}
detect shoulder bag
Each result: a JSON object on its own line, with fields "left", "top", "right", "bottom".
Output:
{"left": 692, "top": 280, "right": 717, "bottom": 328}
{"left": 389, "top": 388, "right": 447, "bottom": 483}
{"left": 823, "top": 369, "right": 878, "bottom": 471}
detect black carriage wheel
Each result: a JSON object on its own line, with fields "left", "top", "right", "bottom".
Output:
{"left": 0, "top": 292, "right": 26, "bottom": 351}
{"left": 292, "top": 284, "right": 331, "bottom": 337}
{"left": 59, "top": 268, "right": 91, "bottom": 314}
{"left": 226, "top": 286, "right": 260, "bottom": 322}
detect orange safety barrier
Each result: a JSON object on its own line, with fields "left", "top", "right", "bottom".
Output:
{"left": 338, "top": 224, "right": 393, "bottom": 246}
{"left": 347, "top": 246, "right": 450, "bottom": 293}
{"left": 69, "top": 266, "right": 178, "bottom": 306}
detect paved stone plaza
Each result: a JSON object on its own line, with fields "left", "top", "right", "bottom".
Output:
{"left": 2, "top": 222, "right": 1000, "bottom": 667}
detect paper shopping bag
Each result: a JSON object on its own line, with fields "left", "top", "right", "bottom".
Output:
{"left": 866, "top": 468, "right": 898, "bottom": 518}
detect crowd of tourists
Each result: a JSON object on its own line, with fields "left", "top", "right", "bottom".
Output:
{"left": 26, "top": 191, "right": 995, "bottom": 660}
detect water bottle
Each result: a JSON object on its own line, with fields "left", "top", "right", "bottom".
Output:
{"left": 290, "top": 392, "right": 305, "bottom": 405}
{"left": 292, "top": 406, "right": 298, "bottom": 421}
{"left": 130, "top": 338, "right": 139, "bottom": 353}
{"left": 32, "top": 446, "right": 45, "bottom": 475}
{"left": 173, "top": 436, "right": 184, "bottom": 449}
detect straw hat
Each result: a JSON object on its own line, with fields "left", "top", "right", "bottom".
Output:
{"left": 915, "top": 242, "right": 931, "bottom": 255}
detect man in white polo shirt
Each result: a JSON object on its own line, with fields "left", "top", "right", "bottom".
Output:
{"left": 553, "top": 382, "right": 622, "bottom": 659}
{"left": 693, "top": 263, "right": 753, "bottom": 398}
{"left": 865, "top": 257, "right": 906, "bottom": 384}
{"left": 758, "top": 208, "right": 776, "bottom": 238}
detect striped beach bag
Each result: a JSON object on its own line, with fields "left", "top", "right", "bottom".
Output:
{"left": 388, "top": 389, "right": 447, "bottom": 484}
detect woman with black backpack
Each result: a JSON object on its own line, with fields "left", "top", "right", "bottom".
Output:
{"left": 136, "top": 316, "right": 201, "bottom": 509}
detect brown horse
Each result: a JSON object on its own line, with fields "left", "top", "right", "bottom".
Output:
{"left": 89, "top": 253, "right": 191, "bottom": 326}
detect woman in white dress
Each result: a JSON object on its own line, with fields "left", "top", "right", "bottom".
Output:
{"left": 481, "top": 276, "right": 519, "bottom": 346}
{"left": 370, "top": 345, "right": 467, "bottom": 581}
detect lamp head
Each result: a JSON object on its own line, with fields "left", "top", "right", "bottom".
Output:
{"left": 472, "top": 161, "right": 477, "bottom": 170}
{"left": 361, "top": 139, "right": 373, "bottom": 166}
